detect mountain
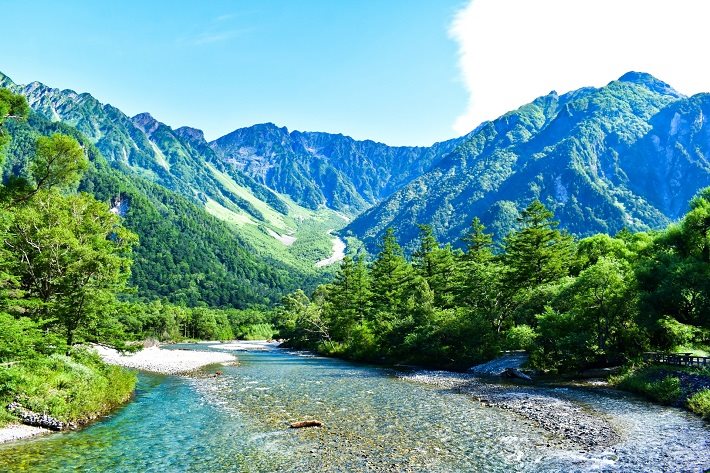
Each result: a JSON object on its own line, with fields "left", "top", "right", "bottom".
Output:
{"left": 2, "top": 113, "right": 301, "bottom": 307}
{"left": 210, "top": 123, "right": 467, "bottom": 213}
{"left": 0, "top": 72, "right": 358, "bottom": 306}
{"left": 344, "top": 72, "right": 710, "bottom": 252}
{"left": 0, "top": 71, "right": 356, "bottom": 281}
{"left": 4, "top": 68, "right": 710, "bottom": 279}
{"left": 0, "top": 71, "right": 468, "bottom": 274}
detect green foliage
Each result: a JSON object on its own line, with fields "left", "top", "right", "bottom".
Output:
{"left": 7, "top": 190, "right": 136, "bottom": 346}
{"left": 0, "top": 313, "right": 64, "bottom": 362}
{"left": 687, "top": 389, "right": 710, "bottom": 419}
{"left": 280, "top": 194, "right": 710, "bottom": 375}
{"left": 31, "top": 134, "right": 88, "bottom": 191}
{"left": 610, "top": 366, "right": 682, "bottom": 405}
{"left": 503, "top": 200, "right": 575, "bottom": 290}
{"left": 0, "top": 89, "right": 29, "bottom": 156}
{"left": 505, "top": 325, "right": 538, "bottom": 351}
{"left": 0, "top": 348, "right": 136, "bottom": 425}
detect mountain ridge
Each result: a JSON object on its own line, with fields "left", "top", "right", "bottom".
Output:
{"left": 344, "top": 72, "right": 709, "bottom": 252}
{"left": 4, "top": 68, "right": 710, "bottom": 262}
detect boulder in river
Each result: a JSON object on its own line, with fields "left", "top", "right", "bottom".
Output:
{"left": 469, "top": 351, "right": 529, "bottom": 376}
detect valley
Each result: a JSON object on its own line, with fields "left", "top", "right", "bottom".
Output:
{"left": 0, "top": 67, "right": 708, "bottom": 472}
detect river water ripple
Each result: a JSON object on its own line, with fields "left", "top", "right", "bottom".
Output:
{"left": 0, "top": 345, "right": 708, "bottom": 472}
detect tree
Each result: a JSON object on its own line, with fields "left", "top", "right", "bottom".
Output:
{"left": 636, "top": 188, "right": 710, "bottom": 334}
{"left": 502, "top": 200, "right": 575, "bottom": 290}
{"left": 7, "top": 191, "right": 137, "bottom": 347}
{"left": 275, "top": 289, "right": 331, "bottom": 348}
{"left": 325, "top": 255, "right": 371, "bottom": 341}
{"left": 4, "top": 134, "right": 89, "bottom": 203}
{"left": 370, "top": 228, "right": 414, "bottom": 315}
{"left": 460, "top": 217, "right": 493, "bottom": 263}
{"left": 0, "top": 89, "right": 29, "bottom": 154}
{"left": 412, "top": 224, "right": 455, "bottom": 307}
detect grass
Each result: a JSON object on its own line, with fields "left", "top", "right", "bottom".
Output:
{"left": 672, "top": 346, "right": 709, "bottom": 357}
{"left": 0, "top": 348, "right": 136, "bottom": 427}
{"left": 611, "top": 369, "right": 681, "bottom": 404}
{"left": 610, "top": 364, "right": 710, "bottom": 418}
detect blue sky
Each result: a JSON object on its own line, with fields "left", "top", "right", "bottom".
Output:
{"left": 4, "top": 1, "right": 709, "bottom": 146}
{"left": 0, "top": 0, "right": 467, "bottom": 145}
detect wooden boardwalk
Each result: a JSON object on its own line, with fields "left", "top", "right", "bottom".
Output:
{"left": 643, "top": 352, "right": 709, "bottom": 368}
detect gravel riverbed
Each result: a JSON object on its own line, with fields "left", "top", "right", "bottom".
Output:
{"left": 92, "top": 345, "right": 236, "bottom": 374}
{"left": 401, "top": 371, "right": 621, "bottom": 449}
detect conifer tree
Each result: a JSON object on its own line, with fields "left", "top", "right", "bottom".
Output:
{"left": 460, "top": 217, "right": 493, "bottom": 262}
{"left": 502, "top": 200, "right": 575, "bottom": 290}
{"left": 412, "top": 224, "right": 455, "bottom": 307}
{"left": 325, "top": 255, "right": 371, "bottom": 340}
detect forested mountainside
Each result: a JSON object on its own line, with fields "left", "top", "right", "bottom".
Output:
{"left": 0, "top": 71, "right": 356, "bottom": 299}
{"left": 2, "top": 113, "right": 305, "bottom": 307}
{"left": 210, "top": 123, "right": 467, "bottom": 213}
{"left": 4, "top": 69, "right": 710, "bottom": 265}
{"left": 345, "top": 72, "right": 710, "bottom": 252}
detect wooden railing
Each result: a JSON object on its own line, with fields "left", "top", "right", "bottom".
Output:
{"left": 642, "top": 352, "right": 709, "bottom": 368}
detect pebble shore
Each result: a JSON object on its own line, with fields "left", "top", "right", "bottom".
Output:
{"left": 92, "top": 345, "right": 236, "bottom": 374}
{"left": 0, "top": 424, "right": 48, "bottom": 444}
{"left": 401, "top": 370, "right": 620, "bottom": 449}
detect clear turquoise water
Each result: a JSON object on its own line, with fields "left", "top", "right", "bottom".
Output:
{"left": 0, "top": 345, "right": 708, "bottom": 472}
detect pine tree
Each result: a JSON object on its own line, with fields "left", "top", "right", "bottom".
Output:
{"left": 453, "top": 218, "right": 499, "bottom": 311}
{"left": 412, "top": 224, "right": 455, "bottom": 307}
{"left": 502, "top": 200, "right": 575, "bottom": 290}
{"left": 325, "top": 255, "right": 371, "bottom": 341}
{"left": 461, "top": 217, "right": 493, "bottom": 263}
{"left": 370, "top": 228, "right": 413, "bottom": 314}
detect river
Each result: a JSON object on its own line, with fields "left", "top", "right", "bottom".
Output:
{"left": 0, "top": 344, "right": 708, "bottom": 472}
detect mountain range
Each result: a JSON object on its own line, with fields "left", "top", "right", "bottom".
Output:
{"left": 1, "top": 70, "right": 709, "bottom": 304}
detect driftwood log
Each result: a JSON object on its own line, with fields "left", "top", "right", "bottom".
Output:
{"left": 289, "top": 420, "right": 323, "bottom": 429}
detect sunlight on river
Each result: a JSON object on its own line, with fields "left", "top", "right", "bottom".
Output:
{"left": 0, "top": 346, "right": 708, "bottom": 472}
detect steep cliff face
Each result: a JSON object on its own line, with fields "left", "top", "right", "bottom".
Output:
{"left": 623, "top": 93, "right": 710, "bottom": 219}
{"left": 210, "top": 123, "right": 467, "bottom": 213}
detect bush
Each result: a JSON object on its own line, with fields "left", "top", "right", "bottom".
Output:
{"left": 0, "top": 347, "right": 136, "bottom": 426}
{"left": 238, "top": 323, "right": 274, "bottom": 340}
{"left": 658, "top": 317, "right": 699, "bottom": 349}
{"left": 0, "top": 313, "right": 65, "bottom": 361}
{"left": 687, "top": 389, "right": 710, "bottom": 419}
{"left": 505, "top": 324, "right": 538, "bottom": 351}
{"left": 611, "top": 367, "right": 681, "bottom": 405}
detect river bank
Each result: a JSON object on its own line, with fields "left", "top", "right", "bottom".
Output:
{"left": 2, "top": 345, "right": 709, "bottom": 472}
{"left": 0, "top": 343, "right": 241, "bottom": 445}
{"left": 92, "top": 344, "right": 237, "bottom": 374}
{"left": 0, "top": 424, "right": 48, "bottom": 444}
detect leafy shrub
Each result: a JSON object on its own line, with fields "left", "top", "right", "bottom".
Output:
{"left": 505, "top": 324, "right": 538, "bottom": 351}
{"left": 238, "top": 323, "right": 274, "bottom": 340}
{"left": 0, "top": 348, "right": 136, "bottom": 425}
{"left": 611, "top": 367, "right": 681, "bottom": 405}
{"left": 687, "top": 389, "right": 710, "bottom": 419}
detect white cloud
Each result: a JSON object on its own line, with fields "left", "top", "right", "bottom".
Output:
{"left": 449, "top": 0, "right": 710, "bottom": 134}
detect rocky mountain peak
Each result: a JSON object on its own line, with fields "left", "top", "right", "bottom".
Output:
{"left": 132, "top": 112, "right": 161, "bottom": 136}
{"left": 617, "top": 71, "right": 681, "bottom": 97}
{"left": 175, "top": 126, "right": 206, "bottom": 144}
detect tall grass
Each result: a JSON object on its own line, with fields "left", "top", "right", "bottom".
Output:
{"left": 0, "top": 348, "right": 136, "bottom": 427}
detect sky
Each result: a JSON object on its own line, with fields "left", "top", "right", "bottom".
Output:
{"left": 1, "top": 1, "right": 709, "bottom": 146}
